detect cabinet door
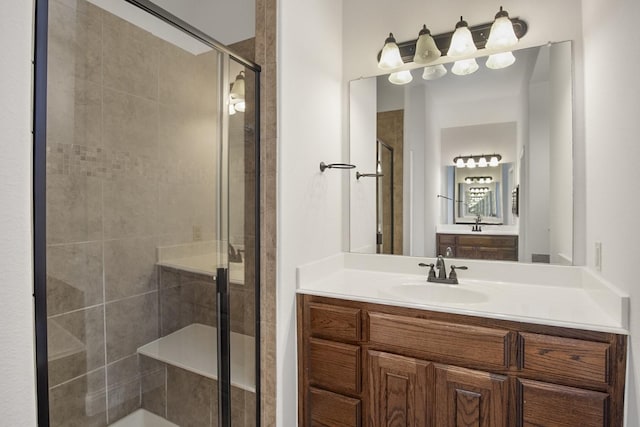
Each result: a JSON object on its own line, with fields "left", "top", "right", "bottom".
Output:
{"left": 456, "top": 246, "right": 477, "bottom": 259}
{"left": 434, "top": 365, "right": 508, "bottom": 427}
{"left": 368, "top": 350, "right": 433, "bottom": 427}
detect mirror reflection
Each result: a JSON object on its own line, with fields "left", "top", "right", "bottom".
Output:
{"left": 349, "top": 41, "right": 573, "bottom": 264}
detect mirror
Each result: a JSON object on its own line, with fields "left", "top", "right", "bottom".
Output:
{"left": 349, "top": 41, "right": 574, "bottom": 265}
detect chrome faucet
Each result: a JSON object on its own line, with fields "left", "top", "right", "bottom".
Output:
{"left": 419, "top": 256, "right": 468, "bottom": 285}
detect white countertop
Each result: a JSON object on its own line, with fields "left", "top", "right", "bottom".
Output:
{"left": 296, "top": 253, "right": 629, "bottom": 335}
{"left": 436, "top": 224, "right": 519, "bottom": 235}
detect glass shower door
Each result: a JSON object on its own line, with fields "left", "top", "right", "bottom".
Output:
{"left": 37, "top": 1, "right": 260, "bottom": 426}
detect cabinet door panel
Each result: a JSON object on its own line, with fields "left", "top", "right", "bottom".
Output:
{"left": 368, "top": 350, "right": 433, "bottom": 427}
{"left": 518, "top": 378, "right": 608, "bottom": 427}
{"left": 434, "top": 364, "right": 508, "bottom": 427}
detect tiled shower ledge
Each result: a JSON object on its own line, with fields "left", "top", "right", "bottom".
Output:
{"left": 137, "top": 323, "right": 256, "bottom": 393}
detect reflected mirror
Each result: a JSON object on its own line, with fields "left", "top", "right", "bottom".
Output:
{"left": 349, "top": 41, "right": 574, "bottom": 265}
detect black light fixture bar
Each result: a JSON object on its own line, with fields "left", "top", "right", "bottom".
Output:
{"left": 377, "top": 18, "right": 527, "bottom": 64}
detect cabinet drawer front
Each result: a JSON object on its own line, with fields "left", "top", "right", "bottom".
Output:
{"left": 518, "top": 379, "right": 608, "bottom": 427}
{"left": 309, "top": 303, "right": 361, "bottom": 342}
{"left": 369, "top": 313, "right": 510, "bottom": 370}
{"left": 519, "top": 332, "right": 610, "bottom": 385}
{"left": 438, "top": 234, "right": 457, "bottom": 245}
{"left": 309, "top": 387, "right": 360, "bottom": 427}
{"left": 457, "top": 235, "right": 517, "bottom": 248}
{"left": 309, "top": 338, "right": 361, "bottom": 395}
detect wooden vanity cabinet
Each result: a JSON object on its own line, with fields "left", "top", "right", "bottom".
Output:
{"left": 297, "top": 295, "right": 627, "bottom": 427}
{"left": 436, "top": 233, "right": 518, "bottom": 261}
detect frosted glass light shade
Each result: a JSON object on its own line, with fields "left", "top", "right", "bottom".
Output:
{"left": 413, "top": 25, "right": 441, "bottom": 64}
{"left": 388, "top": 70, "right": 413, "bottom": 85}
{"left": 234, "top": 101, "right": 246, "bottom": 112}
{"left": 447, "top": 18, "right": 477, "bottom": 57}
{"left": 422, "top": 64, "right": 447, "bottom": 80}
{"left": 230, "top": 71, "right": 245, "bottom": 101}
{"left": 486, "top": 51, "right": 516, "bottom": 69}
{"left": 452, "top": 58, "right": 479, "bottom": 75}
{"left": 229, "top": 103, "right": 236, "bottom": 115}
{"left": 486, "top": 8, "right": 518, "bottom": 50}
{"left": 466, "top": 158, "right": 476, "bottom": 168}
{"left": 378, "top": 33, "right": 404, "bottom": 70}
{"left": 478, "top": 157, "right": 488, "bottom": 167}
{"left": 456, "top": 158, "right": 466, "bottom": 168}
{"left": 489, "top": 156, "right": 499, "bottom": 167}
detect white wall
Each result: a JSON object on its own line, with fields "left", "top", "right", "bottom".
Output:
{"left": 582, "top": 0, "right": 640, "bottom": 423}
{"left": 0, "top": 1, "right": 38, "bottom": 424}
{"left": 278, "top": 0, "right": 344, "bottom": 425}
{"left": 349, "top": 78, "right": 377, "bottom": 253}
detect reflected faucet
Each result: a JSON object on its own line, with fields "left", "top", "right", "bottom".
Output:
{"left": 419, "top": 256, "right": 468, "bottom": 285}
{"left": 228, "top": 243, "right": 243, "bottom": 263}
{"left": 472, "top": 214, "right": 482, "bottom": 232}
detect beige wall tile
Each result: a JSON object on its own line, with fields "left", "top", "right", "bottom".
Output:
{"left": 166, "top": 366, "right": 215, "bottom": 426}
{"left": 104, "top": 237, "right": 158, "bottom": 301}
{"left": 106, "top": 355, "right": 141, "bottom": 423}
{"left": 49, "top": 368, "right": 107, "bottom": 427}
{"left": 102, "top": 177, "right": 158, "bottom": 239}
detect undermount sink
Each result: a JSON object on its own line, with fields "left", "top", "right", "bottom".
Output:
{"left": 383, "top": 282, "right": 488, "bottom": 305}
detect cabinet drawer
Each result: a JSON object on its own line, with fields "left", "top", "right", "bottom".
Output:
{"left": 518, "top": 378, "right": 608, "bottom": 427}
{"left": 457, "top": 235, "right": 517, "bottom": 248}
{"left": 309, "top": 338, "right": 361, "bottom": 395}
{"left": 309, "top": 387, "right": 360, "bottom": 427}
{"left": 369, "top": 312, "right": 510, "bottom": 370}
{"left": 519, "top": 333, "right": 610, "bottom": 385}
{"left": 309, "top": 303, "right": 361, "bottom": 342}
{"left": 438, "top": 234, "right": 457, "bottom": 245}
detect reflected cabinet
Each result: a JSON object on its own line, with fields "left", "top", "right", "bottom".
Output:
{"left": 297, "top": 295, "right": 627, "bottom": 427}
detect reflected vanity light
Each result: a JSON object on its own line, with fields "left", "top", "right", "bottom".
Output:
{"left": 375, "top": 7, "right": 526, "bottom": 78}
{"left": 454, "top": 154, "right": 502, "bottom": 168}
{"left": 464, "top": 176, "right": 494, "bottom": 184}
{"left": 229, "top": 71, "right": 246, "bottom": 113}
{"left": 422, "top": 64, "right": 447, "bottom": 80}
{"left": 389, "top": 70, "right": 413, "bottom": 85}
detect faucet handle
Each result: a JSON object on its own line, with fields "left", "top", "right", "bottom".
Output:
{"left": 448, "top": 265, "right": 468, "bottom": 282}
{"left": 450, "top": 265, "right": 468, "bottom": 270}
{"left": 418, "top": 262, "right": 436, "bottom": 280}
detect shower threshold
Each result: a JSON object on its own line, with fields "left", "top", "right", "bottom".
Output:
{"left": 110, "top": 409, "right": 178, "bottom": 427}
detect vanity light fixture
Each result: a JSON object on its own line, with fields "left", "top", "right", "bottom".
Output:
{"left": 378, "top": 33, "right": 404, "bottom": 70}
{"left": 375, "top": 10, "right": 527, "bottom": 76}
{"left": 389, "top": 70, "right": 413, "bottom": 85}
{"left": 413, "top": 25, "right": 441, "bottom": 64}
{"left": 454, "top": 154, "right": 502, "bottom": 168}
{"left": 422, "top": 64, "right": 447, "bottom": 80}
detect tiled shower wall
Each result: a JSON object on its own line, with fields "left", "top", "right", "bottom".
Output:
{"left": 45, "top": 1, "right": 219, "bottom": 425}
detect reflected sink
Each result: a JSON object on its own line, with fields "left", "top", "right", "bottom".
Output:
{"left": 383, "top": 283, "right": 488, "bottom": 305}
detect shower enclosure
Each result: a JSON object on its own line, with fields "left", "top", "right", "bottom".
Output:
{"left": 33, "top": 0, "right": 260, "bottom": 425}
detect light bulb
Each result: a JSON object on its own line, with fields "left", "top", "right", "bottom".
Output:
{"left": 466, "top": 158, "right": 476, "bottom": 168}
{"left": 486, "top": 177, "right": 493, "bottom": 184}
{"left": 478, "top": 178, "right": 485, "bottom": 184}
{"left": 486, "top": 51, "right": 516, "bottom": 69}
{"left": 413, "top": 25, "right": 441, "bottom": 64}
{"left": 388, "top": 70, "right": 413, "bottom": 85}
{"left": 378, "top": 33, "right": 404, "bottom": 70}
{"left": 456, "top": 158, "right": 466, "bottom": 168}
{"left": 478, "top": 157, "right": 488, "bottom": 167}
{"left": 422, "top": 64, "right": 447, "bottom": 80}
{"left": 486, "top": 7, "right": 518, "bottom": 50}
{"left": 452, "top": 58, "right": 479, "bottom": 76}
{"left": 447, "top": 17, "right": 477, "bottom": 57}
{"left": 489, "top": 156, "right": 499, "bottom": 167}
